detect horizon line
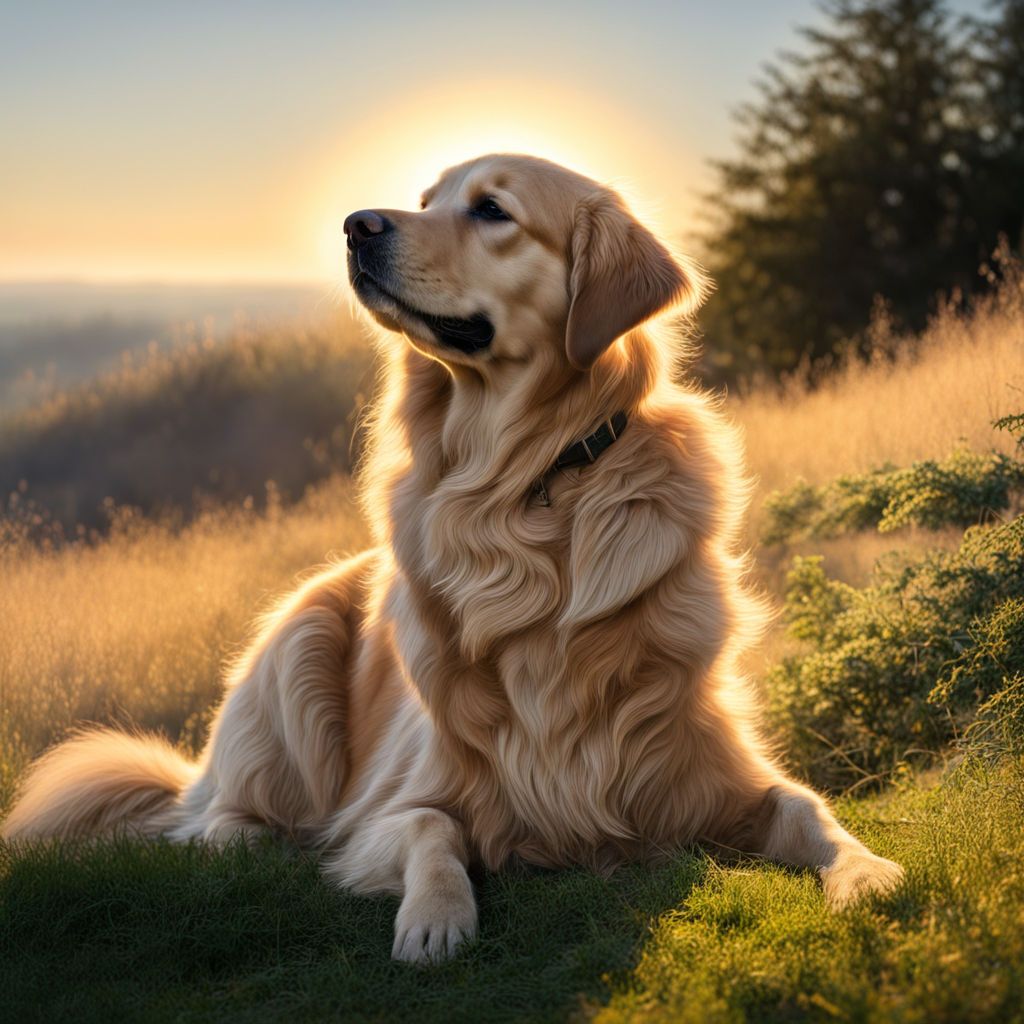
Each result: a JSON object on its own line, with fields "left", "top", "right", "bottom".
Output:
{"left": 0, "top": 274, "right": 339, "bottom": 290}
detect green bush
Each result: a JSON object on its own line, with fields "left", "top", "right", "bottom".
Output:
{"left": 761, "top": 447, "right": 1024, "bottom": 544}
{"left": 767, "top": 417, "right": 1024, "bottom": 790}
{"left": 940, "top": 593, "right": 1024, "bottom": 759}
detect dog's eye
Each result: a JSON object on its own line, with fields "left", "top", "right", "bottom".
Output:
{"left": 471, "top": 197, "right": 512, "bottom": 222}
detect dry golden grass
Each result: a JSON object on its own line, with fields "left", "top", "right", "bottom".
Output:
{"left": 733, "top": 260, "right": 1024, "bottom": 589}
{"left": 0, "top": 478, "right": 368, "bottom": 804}
{"left": 735, "top": 279, "right": 1024, "bottom": 497}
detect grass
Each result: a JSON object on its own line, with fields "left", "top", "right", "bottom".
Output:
{"left": 0, "top": 836, "right": 702, "bottom": 1023}
{"left": 600, "top": 759, "right": 1024, "bottom": 1023}
{"left": 2, "top": 267, "right": 1024, "bottom": 1020}
{"left": 0, "top": 310, "right": 373, "bottom": 530}
{"left": 732, "top": 254, "right": 1024, "bottom": 595}
{"left": 3, "top": 760, "right": 1021, "bottom": 1022}
{"left": 0, "top": 476, "right": 368, "bottom": 807}
{"left": 733, "top": 261, "right": 1024, "bottom": 500}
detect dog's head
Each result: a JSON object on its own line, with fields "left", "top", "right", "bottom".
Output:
{"left": 346, "top": 154, "right": 705, "bottom": 372}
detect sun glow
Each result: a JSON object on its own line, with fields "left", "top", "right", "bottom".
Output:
{"left": 0, "top": 74, "right": 702, "bottom": 284}
{"left": 310, "top": 78, "right": 698, "bottom": 282}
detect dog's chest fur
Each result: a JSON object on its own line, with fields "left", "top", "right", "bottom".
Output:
{"left": 366, "top": 356, "right": 743, "bottom": 869}
{"left": 385, "top": 455, "right": 693, "bottom": 870}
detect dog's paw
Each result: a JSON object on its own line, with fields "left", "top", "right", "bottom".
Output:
{"left": 822, "top": 849, "right": 904, "bottom": 908}
{"left": 391, "top": 865, "right": 478, "bottom": 964}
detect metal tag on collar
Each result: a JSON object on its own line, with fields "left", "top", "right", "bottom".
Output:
{"left": 532, "top": 476, "right": 551, "bottom": 507}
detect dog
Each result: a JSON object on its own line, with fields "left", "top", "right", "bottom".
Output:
{"left": 2, "top": 154, "right": 903, "bottom": 963}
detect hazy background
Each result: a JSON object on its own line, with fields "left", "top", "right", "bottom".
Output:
{"left": 1, "top": 0, "right": 991, "bottom": 275}
{"left": 2, "top": 0, "right": 841, "bottom": 282}
{"left": 0, "top": 0, "right": 993, "bottom": 403}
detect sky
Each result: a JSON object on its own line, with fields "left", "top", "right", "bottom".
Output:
{"left": 0, "top": 0, "right": 989, "bottom": 284}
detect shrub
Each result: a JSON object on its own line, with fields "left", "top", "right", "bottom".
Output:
{"left": 766, "top": 416, "right": 1024, "bottom": 789}
{"left": 761, "top": 447, "right": 1024, "bottom": 544}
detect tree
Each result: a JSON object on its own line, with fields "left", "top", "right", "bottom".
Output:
{"left": 965, "top": 0, "right": 1024, "bottom": 258}
{"left": 698, "top": 0, "right": 1021, "bottom": 383}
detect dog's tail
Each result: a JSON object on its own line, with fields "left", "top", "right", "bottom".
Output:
{"left": 2, "top": 728, "right": 198, "bottom": 840}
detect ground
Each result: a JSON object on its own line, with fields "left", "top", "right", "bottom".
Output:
{"left": 3, "top": 759, "right": 1022, "bottom": 1022}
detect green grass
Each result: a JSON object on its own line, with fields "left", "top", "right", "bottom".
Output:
{"left": 0, "top": 835, "right": 701, "bottom": 1023}
{"left": 602, "top": 758, "right": 1024, "bottom": 1023}
{"left": 3, "top": 758, "right": 1022, "bottom": 1023}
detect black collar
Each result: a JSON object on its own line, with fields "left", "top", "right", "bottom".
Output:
{"left": 532, "top": 410, "right": 628, "bottom": 506}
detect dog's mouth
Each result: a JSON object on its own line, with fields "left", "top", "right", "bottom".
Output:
{"left": 351, "top": 268, "right": 495, "bottom": 355}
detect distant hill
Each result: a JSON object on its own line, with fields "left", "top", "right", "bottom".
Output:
{"left": 0, "top": 314, "right": 375, "bottom": 530}
{"left": 0, "top": 280, "right": 339, "bottom": 411}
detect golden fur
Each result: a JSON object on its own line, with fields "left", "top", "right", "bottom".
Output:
{"left": 2, "top": 155, "right": 903, "bottom": 962}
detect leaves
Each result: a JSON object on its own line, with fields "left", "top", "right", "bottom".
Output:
{"left": 767, "top": 420, "right": 1024, "bottom": 790}
{"left": 699, "top": 0, "right": 1024, "bottom": 384}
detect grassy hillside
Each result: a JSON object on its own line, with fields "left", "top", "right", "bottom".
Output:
{"left": 735, "top": 255, "right": 1024, "bottom": 607}
{"left": 2, "top": 267, "right": 1024, "bottom": 1020}
{"left": 0, "top": 281, "right": 333, "bottom": 411}
{"left": 0, "top": 313, "right": 374, "bottom": 530}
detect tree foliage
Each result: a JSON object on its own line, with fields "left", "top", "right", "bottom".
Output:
{"left": 700, "top": 0, "right": 1024, "bottom": 382}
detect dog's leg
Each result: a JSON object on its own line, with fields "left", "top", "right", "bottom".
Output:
{"left": 389, "top": 809, "right": 477, "bottom": 964}
{"left": 752, "top": 779, "right": 904, "bottom": 907}
{"left": 323, "top": 806, "right": 477, "bottom": 964}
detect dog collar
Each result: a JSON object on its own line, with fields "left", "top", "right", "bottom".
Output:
{"left": 532, "top": 410, "right": 628, "bottom": 507}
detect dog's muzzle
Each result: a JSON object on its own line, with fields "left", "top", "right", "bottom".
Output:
{"left": 344, "top": 209, "right": 495, "bottom": 354}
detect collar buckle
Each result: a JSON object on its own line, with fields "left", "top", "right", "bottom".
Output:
{"left": 529, "top": 409, "right": 628, "bottom": 508}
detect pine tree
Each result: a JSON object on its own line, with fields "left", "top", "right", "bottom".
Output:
{"left": 966, "top": 0, "right": 1024, "bottom": 257}
{"left": 698, "top": 0, "right": 1012, "bottom": 382}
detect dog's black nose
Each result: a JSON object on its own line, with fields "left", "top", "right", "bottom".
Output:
{"left": 344, "top": 210, "right": 391, "bottom": 250}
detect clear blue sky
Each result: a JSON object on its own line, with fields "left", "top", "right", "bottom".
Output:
{"left": 0, "top": 0, "right": 989, "bottom": 282}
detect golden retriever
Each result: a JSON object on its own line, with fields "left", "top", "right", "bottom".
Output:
{"left": 2, "top": 154, "right": 903, "bottom": 963}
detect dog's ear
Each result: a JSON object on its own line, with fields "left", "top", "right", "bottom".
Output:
{"left": 566, "top": 192, "right": 705, "bottom": 370}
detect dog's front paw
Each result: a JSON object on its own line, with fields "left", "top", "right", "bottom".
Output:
{"left": 822, "top": 850, "right": 904, "bottom": 908}
{"left": 391, "top": 864, "right": 478, "bottom": 964}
